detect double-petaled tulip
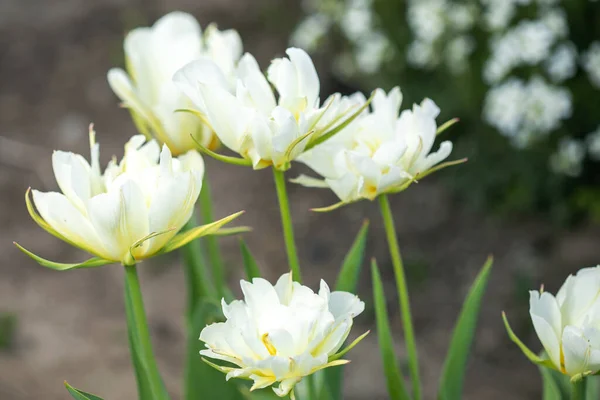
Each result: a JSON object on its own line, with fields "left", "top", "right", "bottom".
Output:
{"left": 16, "top": 126, "right": 243, "bottom": 269}
{"left": 504, "top": 265, "right": 600, "bottom": 381}
{"left": 200, "top": 273, "right": 367, "bottom": 399}
{"left": 174, "top": 47, "right": 369, "bottom": 170}
{"left": 107, "top": 11, "right": 243, "bottom": 155}
{"left": 292, "top": 87, "right": 462, "bottom": 210}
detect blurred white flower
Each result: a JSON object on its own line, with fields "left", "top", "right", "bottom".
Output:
{"left": 408, "top": 0, "right": 447, "bottom": 44}
{"left": 175, "top": 48, "right": 363, "bottom": 170}
{"left": 549, "top": 137, "right": 585, "bottom": 177}
{"left": 26, "top": 128, "right": 213, "bottom": 265}
{"left": 107, "top": 12, "right": 243, "bottom": 154}
{"left": 445, "top": 35, "right": 476, "bottom": 74}
{"left": 545, "top": 42, "right": 578, "bottom": 82}
{"left": 582, "top": 41, "right": 600, "bottom": 88}
{"left": 447, "top": 3, "right": 477, "bottom": 31}
{"left": 529, "top": 266, "right": 600, "bottom": 378}
{"left": 484, "top": 77, "right": 572, "bottom": 146}
{"left": 586, "top": 125, "right": 600, "bottom": 161}
{"left": 407, "top": 40, "right": 438, "bottom": 69}
{"left": 539, "top": 7, "right": 569, "bottom": 38}
{"left": 294, "top": 88, "right": 454, "bottom": 204}
{"left": 200, "top": 273, "right": 365, "bottom": 398}
{"left": 341, "top": 2, "right": 374, "bottom": 42}
{"left": 481, "top": 0, "right": 516, "bottom": 31}
{"left": 290, "top": 14, "right": 332, "bottom": 51}
{"left": 354, "top": 33, "right": 391, "bottom": 74}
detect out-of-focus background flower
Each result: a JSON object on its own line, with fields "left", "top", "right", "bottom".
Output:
{"left": 0, "top": 0, "right": 598, "bottom": 399}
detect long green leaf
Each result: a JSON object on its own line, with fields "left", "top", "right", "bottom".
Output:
{"left": 335, "top": 220, "right": 369, "bottom": 292}
{"left": 185, "top": 299, "right": 245, "bottom": 400}
{"left": 438, "top": 256, "right": 493, "bottom": 400}
{"left": 539, "top": 367, "right": 563, "bottom": 400}
{"left": 323, "top": 220, "right": 370, "bottom": 400}
{"left": 240, "top": 239, "right": 262, "bottom": 280}
{"left": 371, "top": 259, "right": 411, "bottom": 400}
{"left": 65, "top": 382, "right": 104, "bottom": 400}
{"left": 586, "top": 376, "right": 600, "bottom": 400}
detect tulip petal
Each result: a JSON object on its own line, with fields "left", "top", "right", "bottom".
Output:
{"left": 86, "top": 180, "right": 150, "bottom": 262}
{"left": 32, "top": 190, "right": 104, "bottom": 257}
{"left": 530, "top": 291, "right": 563, "bottom": 369}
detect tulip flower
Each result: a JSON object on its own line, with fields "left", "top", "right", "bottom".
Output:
{"left": 292, "top": 87, "right": 463, "bottom": 210}
{"left": 504, "top": 265, "right": 600, "bottom": 382}
{"left": 173, "top": 47, "right": 369, "bottom": 170}
{"left": 200, "top": 272, "right": 367, "bottom": 399}
{"left": 107, "top": 11, "right": 243, "bottom": 155}
{"left": 16, "top": 126, "right": 243, "bottom": 268}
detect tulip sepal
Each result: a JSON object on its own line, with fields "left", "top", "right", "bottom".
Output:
{"left": 502, "top": 311, "right": 558, "bottom": 371}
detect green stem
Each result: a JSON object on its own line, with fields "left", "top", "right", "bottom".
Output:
{"left": 198, "top": 177, "right": 226, "bottom": 298}
{"left": 571, "top": 378, "right": 586, "bottom": 400}
{"left": 378, "top": 194, "right": 421, "bottom": 400}
{"left": 123, "top": 264, "right": 168, "bottom": 400}
{"left": 181, "top": 214, "right": 214, "bottom": 324}
{"left": 273, "top": 168, "right": 302, "bottom": 283}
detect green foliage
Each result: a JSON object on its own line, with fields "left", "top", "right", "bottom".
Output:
{"left": 371, "top": 259, "right": 411, "bottom": 400}
{"left": 324, "top": 220, "right": 370, "bottom": 399}
{"left": 438, "top": 256, "right": 493, "bottom": 400}
{"left": 65, "top": 382, "right": 104, "bottom": 400}
{"left": 184, "top": 300, "right": 245, "bottom": 400}
{"left": 0, "top": 312, "right": 17, "bottom": 350}
{"left": 240, "top": 239, "right": 262, "bottom": 280}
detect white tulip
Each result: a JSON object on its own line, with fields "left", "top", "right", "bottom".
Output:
{"left": 19, "top": 126, "right": 242, "bottom": 268}
{"left": 174, "top": 47, "right": 366, "bottom": 170}
{"left": 107, "top": 11, "right": 243, "bottom": 155}
{"left": 292, "top": 87, "right": 455, "bottom": 207}
{"left": 529, "top": 266, "right": 600, "bottom": 379}
{"left": 200, "top": 273, "right": 366, "bottom": 398}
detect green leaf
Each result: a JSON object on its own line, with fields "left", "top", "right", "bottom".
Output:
{"left": 64, "top": 381, "right": 105, "bottom": 400}
{"left": 185, "top": 299, "right": 245, "bottom": 400}
{"left": 14, "top": 242, "right": 113, "bottom": 271}
{"left": 438, "top": 256, "right": 493, "bottom": 400}
{"left": 586, "top": 376, "right": 600, "bottom": 399}
{"left": 240, "top": 239, "right": 262, "bottom": 280}
{"left": 323, "top": 220, "right": 369, "bottom": 400}
{"left": 160, "top": 211, "right": 245, "bottom": 253}
{"left": 539, "top": 366, "right": 563, "bottom": 400}
{"left": 335, "top": 220, "right": 369, "bottom": 292}
{"left": 371, "top": 259, "right": 411, "bottom": 400}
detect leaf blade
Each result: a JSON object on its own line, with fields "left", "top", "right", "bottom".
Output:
{"left": 438, "top": 256, "right": 493, "bottom": 400}
{"left": 240, "top": 239, "right": 262, "bottom": 280}
{"left": 14, "top": 242, "right": 113, "bottom": 271}
{"left": 371, "top": 259, "right": 411, "bottom": 400}
{"left": 64, "top": 382, "right": 105, "bottom": 400}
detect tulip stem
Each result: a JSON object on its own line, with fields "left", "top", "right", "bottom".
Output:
{"left": 198, "top": 177, "right": 226, "bottom": 298}
{"left": 123, "top": 264, "right": 169, "bottom": 400}
{"left": 378, "top": 194, "right": 421, "bottom": 400}
{"left": 273, "top": 168, "right": 302, "bottom": 283}
{"left": 571, "top": 378, "right": 586, "bottom": 400}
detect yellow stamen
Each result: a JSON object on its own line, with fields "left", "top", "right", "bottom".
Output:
{"left": 262, "top": 333, "right": 277, "bottom": 356}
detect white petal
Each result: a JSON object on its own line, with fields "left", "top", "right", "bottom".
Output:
{"left": 146, "top": 172, "right": 200, "bottom": 253}
{"left": 237, "top": 53, "right": 277, "bottom": 114}
{"left": 86, "top": 180, "right": 150, "bottom": 262}
{"left": 173, "top": 59, "right": 231, "bottom": 111}
{"left": 32, "top": 190, "right": 105, "bottom": 257}
{"left": 52, "top": 150, "right": 93, "bottom": 211}
{"left": 563, "top": 326, "right": 592, "bottom": 376}
{"left": 274, "top": 273, "right": 294, "bottom": 305}
{"left": 329, "top": 292, "right": 365, "bottom": 320}
{"left": 107, "top": 68, "right": 155, "bottom": 125}
{"left": 289, "top": 174, "right": 330, "bottom": 189}
{"left": 286, "top": 47, "right": 320, "bottom": 107}
{"left": 529, "top": 291, "right": 562, "bottom": 369}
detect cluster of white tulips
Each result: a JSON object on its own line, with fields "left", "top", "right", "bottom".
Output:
{"left": 15, "top": 10, "right": 594, "bottom": 400}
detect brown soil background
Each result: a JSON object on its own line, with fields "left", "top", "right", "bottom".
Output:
{"left": 1, "top": 1, "right": 599, "bottom": 399}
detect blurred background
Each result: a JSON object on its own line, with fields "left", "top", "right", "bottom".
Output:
{"left": 1, "top": 0, "right": 599, "bottom": 398}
